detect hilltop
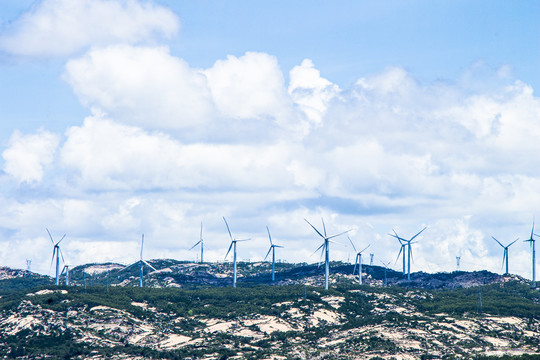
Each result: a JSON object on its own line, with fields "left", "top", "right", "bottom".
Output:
{"left": 0, "top": 262, "right": 539, "bottom": 359}
{"left": 0, "top": 260, "right": 525, "bottom": 291}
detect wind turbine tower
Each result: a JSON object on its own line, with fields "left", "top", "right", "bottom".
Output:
{"left": 524, "top": 220, "right": 537, "bottom": 287}
{"left": 47, "top": 229, "right": 66, "bottom": 286}
{"left": 492, "top": 236, "right": 519, "bottom": 274}
{"left": 380, "top": 260, "right": 391, "bottom": 287}
{"left": 456, "top": 256, "right": 461, "bottom": 270}
{"left": 305, "top": 218, "right": 349, "bottom": 290}
{"left": 190, "top": 222, "right": 205, "bottom": 263}
{"left": 26, "top": 259, "right": 31, "bottom": 271}
{"left": 349, "top": 236, "right": 370, "bottom": 285}
{"left": 370, "top": 253, "right": 374, "bottom": 266}
{"left": 138, "top": 234, "right": 158, "bottom": 287}
{"left": 223, "top": 217, "right": 250, "bottom": 288}
{"left": 264, "top": 226, "right": 284, "bottom": 282}
{"left": 61, "top": 265, "right": 70, "bottom": 286}
{"left": 390, "top": 227, "right": 427, "bottom": 280}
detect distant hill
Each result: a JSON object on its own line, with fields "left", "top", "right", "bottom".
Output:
{"left": 2, "top": 260, "right": 527, "bottom": 291}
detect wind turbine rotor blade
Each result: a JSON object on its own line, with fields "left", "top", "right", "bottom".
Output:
{"left": 410, "top": 227, "right": 427, "bottom": 241}
{"left": 530, "top": 220, "right": 535, "bottom": 240}
{"left": 119, "top": 262, "right": 138, "bottom": 272}
{"left": 353, "top": 254, "right": 359, "bottom": 274}
{"left": 200, "top": 222, "right": 203, "bottom": 241}
{"left": 189, "top": 240, "right": 202, "bottom": 250}
{"left": 236, "top": 238, "right": 250, "bottom": 242}
{"left": 327, "top": 230, "right": 350, "bottom": 240}
{"left": 225, "top": 242, "right": 233, "bottom": 259}
{"left": 502, "top": 252, "right": 506, "bottom": 269}
{"left": 348, "top": 236, "right": 358, "bottom": 253}
{"left": 360, "top": 244, "right": 370, "bottom": 253}
{"left": 264, "top": 247, "right": 272, "bottom": 261}
{"left": 395, "top": 249, "right": 402, "bottom": 265}
{"left": 266, "top": 226, "right": 273, "bottom": 245}
{"left": 304, "top": 219, "right": 325, "bottom": 239}
{"left": 321, "top": 218, "right": 327, "bottom": 237}
{"left": 491, "top": 236, "right": 505, "bottom": 248}
{"left": 142, "top": 260, "right": 157, "bottom": 272}
{"left": 59, "top": 248, "right": 65, "bottom": 264}
{"left": 275, "top": 245, "right": 284, "bottom": 248}
{"left": 313, "top": 242, "right": 325, "bottom": 255}
{"left": 57, "top": 234, "right": 66, "bottom": 245}
{"left": 49, "top": 248, "right": 56, "bottom": 271}
{"left": 223, "top": 217, "right": 233, "bottom": 241}
{"left": 46, "top": 228, "right": 55, "bottom": 245}
{"left": 508, "top": 238, "right": 519, "bottom": 247}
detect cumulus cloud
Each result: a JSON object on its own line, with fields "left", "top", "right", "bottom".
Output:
{"left": 289, "top": 59, "right": 341, "bottom": 126}
{"left": 0, "top": 0, "right": 179, "bottom": 57}
{"left": 64, "top": 45, "right": 215, "bottom": 130}
{"left": 2, "top": 129, "right": 59, "bottom": 184}
{"left": 60, "top": 115, "right": 299, "bottom": 191}
{"left": 204, "top": 52, "right": 293, "bottom": 121}
{"left": 2, "top": 55, "right": 540, "bottom": 279}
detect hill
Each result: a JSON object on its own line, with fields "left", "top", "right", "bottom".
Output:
{"left": 0, "top": 262, "right": 539, "bottom": 359}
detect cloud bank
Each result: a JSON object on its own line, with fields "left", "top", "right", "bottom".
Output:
{"left": 0, "top": 0, "right": 538, "bottom": 281}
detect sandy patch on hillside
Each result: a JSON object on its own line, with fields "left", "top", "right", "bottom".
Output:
{"left": 160, "top": 334, "right": 191, "bottom": 348}
{"left": 27, "top": 289, "right": 68, "bottom": 296}
{"left": 203, "top": 318, "right": 234, "bottom": 333}
{"left": 321, "top": 295, "right": 345, "bottom": 309}
{"left": 311, "top": 309, "right": 342, "bottom": 325}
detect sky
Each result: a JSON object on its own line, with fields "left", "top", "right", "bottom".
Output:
{"left": 0, "top": 0, "right": 539, "bottom": 279}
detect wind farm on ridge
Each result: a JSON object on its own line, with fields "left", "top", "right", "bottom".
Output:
{"left": 38, "top": 216, "right": 539, "bottom": 291}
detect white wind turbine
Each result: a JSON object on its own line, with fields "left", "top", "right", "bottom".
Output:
{"left": 524, "top": 219, "right": 536, "bottom": 287}
{"left": 349, "top": 236, "right": 370, "bottom": 285}
{"left": 492, "top": 236, "right": 518, "bottom": 275}
{"left": 190, "top": 222, "right": 205, "bottom": 263}
{"left": 264, "top": 226, "right": 284, "bottom": 282}
{"left": 305, "top": 218, "right": 349, "bottom": 290}
{"left": 391, "top": 230, "right": 407, "bottom": 275}
{"left": 121, "top": 234, "right": 157, "bottom": 287}
{"left": 389, "top": 227, "right": 427, "bottom": 280}
{"left": 223, "top": 217, "right": 250, "bottom": 288}
{"left": 47, "top": 229, "right": 66, "bottom": 286}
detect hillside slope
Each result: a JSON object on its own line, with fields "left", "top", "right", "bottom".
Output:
{"left": 0, "top": 272, "right": 539, "bottom": 359}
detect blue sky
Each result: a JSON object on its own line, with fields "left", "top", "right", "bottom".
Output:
{"left": 0, "top": 0, "right": 539, "bottom": 280}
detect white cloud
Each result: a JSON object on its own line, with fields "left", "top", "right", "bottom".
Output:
{"left": 1, "top": 57, "right": 540, "bottom": 280}
{"left": 2, "top": 129, "right": 59, "bottom": 184}
{"left": 0, "top": 0, "right": 179, "bottom": 57}
{"left": 63, "top": 45, "right": 215, "bottom": 130}
{"left": 289, "top": 59, "right": 341, "bottom": 126}
{"left": 204, "top": 52, "right": 293, "bottom": 121}
{"left": 60, "top": 115, "right": 298, "bottom": 191}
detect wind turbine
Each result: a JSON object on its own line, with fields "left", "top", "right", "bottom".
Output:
{"left": 492, "top": 236, "right": 519, "bottom": 275}
{"left": 190, "top": 222, "right": 205, "bottom": 263}
{"left": 264, "top": 226, "right": 284, "bottom": 282}
{"left": 223, "top": 217, "right": 250, "bottom": 288}
{"left": 389, "top": 227, "right": 427, "bottom": 280}
{"left": 121, "top": 234, "right": 157, "bottom": 287}
{"left": 305, "top": 218, "right": 349, "bottom": 290}
{"left": 390, "top": 230, "right": 406, "bottom": 275}
{"left": 380, "top": 260, "right": 391, "bottom": 287}
{"left": 349, "top": 236, "right": 370, "bottom": 285}
{"left": 47, "top": 229, "right": 66, "bottom": 286}
{"left": 524, "top": 220, "right": 536, "bottom": 287}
